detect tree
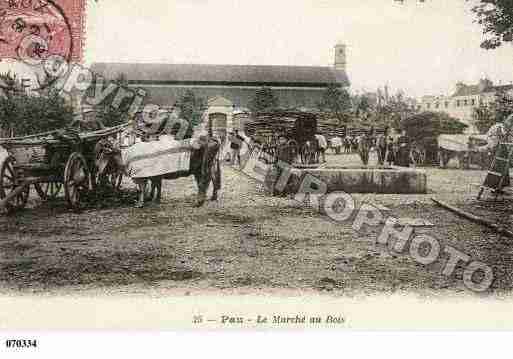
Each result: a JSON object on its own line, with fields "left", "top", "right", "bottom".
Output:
{"left": 471, "top": 0, "right": 513, "bottom": 49}
{"left": 91, "top": 74, "right": 132, "bottom": 128}
{"left": 473, "top": 102, "right": 495, "bottom": 133}
{"left": 472, "top": 89, "right": 513, "bottom": 133}
{"left": 0, "top": 72, "right": 74, "bottom": 137}
{"left": 249, "top": 87, "right": 279, "bottom": 113}
{"left": 317, "top": 85, "right": 352, "bottom": 124}
{"left": 366, "top": 90, "right": 416, "bottom": 128}
{"left": 175, "top": 90, "right": 207, "bottom": 137}
{"left": 491, "top": 88, "right": 513, "bottom": 122}
{"left": 353, "top": 94, "right": 374, "bottom": 120}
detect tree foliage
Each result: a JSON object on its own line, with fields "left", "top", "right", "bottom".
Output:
{"left": 0, "top": 72, "right": 74, "bottom": 137}
{"left": 473, "top": 102, "right": 496, "bottom": 134}
{"left": 472, "top": 88, "right": 513, "bottom": 133}
{"left": 317, "top": 85, "right": 352, "bottom": 124}
{"left": 175, "top": 90, "right": 207, "bottom": 137}
{"left": 471, "top": 0, "right": 513, "bottom": 49}
{"left": 89, "top": 74, "right": 132, "bottom": 128}
{"left": 249, "top": 87, "right": 279, "bottom": 113}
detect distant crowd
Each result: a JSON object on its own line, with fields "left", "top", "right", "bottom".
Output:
{"left": 225, "top": 127, "right": 422, "bottom": 168}
{"left": 318, "top": 127, "right": 420, "bottom": 167}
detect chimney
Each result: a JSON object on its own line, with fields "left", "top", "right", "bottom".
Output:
{"left": 334, "top": 43, "right": 346, "bottom": 72}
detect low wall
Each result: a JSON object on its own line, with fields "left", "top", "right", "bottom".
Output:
{"left": 269, "top": 166, "right": 427, "bottom": 195}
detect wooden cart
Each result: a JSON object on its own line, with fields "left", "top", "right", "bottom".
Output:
{"left": 438, "top": 134, "right": 490, "bottom": 169}
{"left": 0, "top": 124, "right": 128, "bottom": 213}
{"left": 244, "top": 110, "right": 320, "bottom": 167}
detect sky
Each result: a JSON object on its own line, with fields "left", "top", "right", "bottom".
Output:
{"left": 85, "top": 0, "right": 513, "bottom": 98}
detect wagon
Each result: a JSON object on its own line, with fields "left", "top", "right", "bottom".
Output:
{"left": 437, "top": 134, "right": 490, "bottom": 169}
{"left": 244, "top": 110, "right": 320, "bottom": 167}
{"left": 0, "top": 123, "right": 128, "bottom": 213}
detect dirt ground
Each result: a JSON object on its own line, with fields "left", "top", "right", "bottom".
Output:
{"left": 1, "top": 151, "right": 512, "bottom": 297}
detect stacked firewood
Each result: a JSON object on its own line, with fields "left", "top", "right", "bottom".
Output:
{"left": 244, "top": 111, "right": 385, "bottom": 141}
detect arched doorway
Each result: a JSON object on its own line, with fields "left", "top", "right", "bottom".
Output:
{"left": 209, "top": 112, "right": 228, "bottom": 142}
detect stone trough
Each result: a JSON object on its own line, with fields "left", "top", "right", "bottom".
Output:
{"left": 272, "top": 165, "right": 427, "bottom": 195}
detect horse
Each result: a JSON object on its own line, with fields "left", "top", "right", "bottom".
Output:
{"left": 96, "top": 134, "right": 222, "bottom": 208}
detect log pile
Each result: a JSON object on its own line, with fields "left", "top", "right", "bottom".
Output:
{"left": 244, "top": 110, "right": 385, "bottom": 142}
{"left": 244, "top": 111, "right": 317, "bottom": 143}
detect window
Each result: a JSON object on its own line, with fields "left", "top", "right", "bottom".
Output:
{"left": 444, "top": 101, "right": 449, "bottom": 108}
{"left": 456, "top": 100, "right": 460, "bottom": 107}
{"left": 435, "top": 103, "right": 439, "bottom": 109}
{"left": 426, "top": 103, "right": 431, "bottom": 109}
{"left": 471, "top": 99, "right": 475, "bottom": 106}
{"left": 464, "top": 99, "right": 468, "bottom": 106}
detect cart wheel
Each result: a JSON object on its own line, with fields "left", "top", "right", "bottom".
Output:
{"left": 34, "top": 182, "right": 62, "bottom": 200}
{"left": 64, "top": 152, "right": 90, "bottom": 210}
{"left": 0, "top": 156, "right": 29, "bottom": 212}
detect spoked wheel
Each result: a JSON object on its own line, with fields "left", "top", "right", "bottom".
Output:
{"left": 34, "top": 181, "right": 63, "bottom": 200}
{"left": 64, "top": 152, "right": 90, "bottom": 210}
{"left": 0, "top": 156, "right": 29, "bottom": 212}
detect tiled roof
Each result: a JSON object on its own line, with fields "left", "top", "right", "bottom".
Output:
{"left": 90, "top": 62, "right": 349, "bottom": 87}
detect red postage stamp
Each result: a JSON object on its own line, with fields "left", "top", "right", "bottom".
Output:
{"left": 0, "top": 0, "right": 86, "bottom": 63}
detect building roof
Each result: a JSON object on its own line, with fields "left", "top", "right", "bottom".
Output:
{"left": 90, "top": 62, "right": 350, "bottom": 87}
{"left": 488, "top": 84, "right": 513, "bottom": 94}
{"left": 452, "top": 83, "right": 513, "bottom": 97}
{"left": 452, "top": 85, "right": 481, "bottom": 97}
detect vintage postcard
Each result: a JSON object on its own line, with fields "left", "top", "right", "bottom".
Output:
{"left": 0, "top": 0, "right": 513, "bottom": 342}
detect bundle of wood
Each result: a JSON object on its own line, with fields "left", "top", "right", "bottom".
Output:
{"left": 244, "top": 110, "right": 387, "bottom": 143}
{"left": 244, "top": 111, "right": 317, "bottom": 143}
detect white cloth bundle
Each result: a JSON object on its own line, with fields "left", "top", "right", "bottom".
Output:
{"left": 121, "top": 135, "right": 192, "bottom": 179}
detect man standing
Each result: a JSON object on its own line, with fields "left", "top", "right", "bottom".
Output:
{"left": 315, "top": 133, "right": 328, "bottom": 163}
{"left": 376, "top": 127, "right": 389, "bottom": 166}
{"left": 230, "top": 129, "right": 245, "bottom": 167}
{"left": 396, "top": 129, "right": 411, "bottom": 167}
{"left": 358, "top": 129, "right": 373, "bottom": 166}
{"left": 330, "top": 136, "right": 342, "bottom": 154}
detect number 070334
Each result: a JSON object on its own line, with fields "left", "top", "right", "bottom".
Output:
{"left": 5, "top": 339, "right": 37, "bottom": 348}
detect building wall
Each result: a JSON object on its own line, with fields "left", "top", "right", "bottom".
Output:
{"left": 419, "top": 89, "right": 513, "bottom": 133}
{"left": 126, "top": 84, "right": 328, "bottom": 110}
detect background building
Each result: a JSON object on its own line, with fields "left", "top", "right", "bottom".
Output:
{"left": 419, "top": 79, "right": 513, "bottom": 133}
{"left": 91, "top": 43, "right": 350, "bottom": 135}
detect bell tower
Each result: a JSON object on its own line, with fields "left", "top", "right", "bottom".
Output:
{"left": 334, "top": 43, "right": 346, "bottom": 72}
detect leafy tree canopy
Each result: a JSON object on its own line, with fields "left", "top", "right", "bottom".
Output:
{"left": 471, "top": 0, "right": 513, "bottom": 49}
{"left": 0, "top": 72, "right": 74, "bottom": 137}
{"left": 174, "top": 90, "right": 207, "bottom": 138}
{"left": 472, "top": 88, "right": 513, "bottom": 133}
{"left": 317, "top": 85, "right": 352, "bottom": 124}
{"left": 249, "top": 87, "right": 279, "bottom": 113}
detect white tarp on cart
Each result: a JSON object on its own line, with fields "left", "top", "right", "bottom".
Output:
{"left": 438, "top": 134, "right": 488, "bottom": 152}
{"left": 121, "top": 135, "right": 192, "bottom": 179}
